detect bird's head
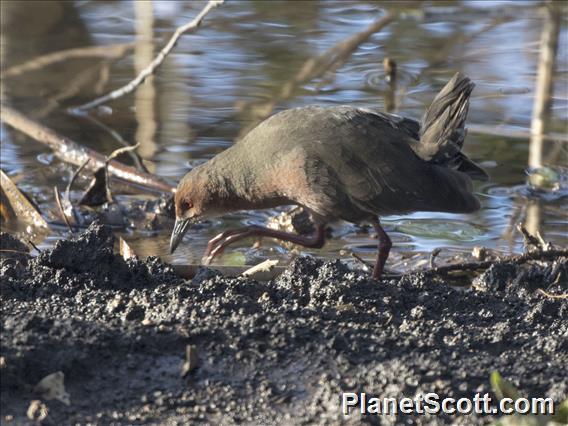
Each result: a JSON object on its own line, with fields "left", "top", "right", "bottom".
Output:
{"left": 169, "top": 171, "right": 209, "bottom": 254}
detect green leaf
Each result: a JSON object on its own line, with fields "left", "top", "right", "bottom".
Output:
{"left": 552, "top": 399, "right": 568, "bottom": 424}
{"left": 490, "top": 371, "right": 520, "bottom": 401}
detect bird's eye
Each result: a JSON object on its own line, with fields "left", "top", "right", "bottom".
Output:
{"left": 181, "top": 200, "right": 193, "bottom": 211}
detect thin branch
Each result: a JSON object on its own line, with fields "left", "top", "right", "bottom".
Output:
{"left": 65, "top": 159, "right": 90, "bottom": 204}
{"left": 27, "top": 240, "right": 41, "bottom": 253}
{"left": 53, "top": 186, "right": 74, "bottom": 233}
{"left": 242, "top": 259, "right": 279, "bottom": 277}
{"left": 103, "top": 143, "right": 142, "bottom": 203}
{"left": 65, "top": 158, "right": 90, "bottom": 228}
{"left": 69, "top": 0, "right": 224, "bottom": 113}
{"left": 106, "top": 142, "right": 142, "bottom": 162}
{"left": 172, "top": 264, "right": 285, "bottom": 281}
{"left": 81, "top": 111, "right": 148, "bottom": 173}
{"left": 350, "top": 251, "right": 373, "bottom": 272}
{"left": 1, "top": 106, "right": 174, "bottom": 194}
{"left": 94, "top": 62, "right": 111, "bottom": 94}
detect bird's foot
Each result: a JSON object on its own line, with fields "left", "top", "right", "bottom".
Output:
{"left": 202, "top": 225, "right": 326, "bottom": 266}
{"left": 202, "top": 226, "right": 263, "bottom": 265}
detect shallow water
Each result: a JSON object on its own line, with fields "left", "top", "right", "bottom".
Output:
{"left": 1, "top": 0, "right": 566, "bottom": 268}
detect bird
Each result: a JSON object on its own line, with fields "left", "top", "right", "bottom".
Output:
{"left": 170, "top": 72, "right": 488, "bottom": 279}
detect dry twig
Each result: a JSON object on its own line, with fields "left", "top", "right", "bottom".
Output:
{"left": 172, "top": 264, "right": 285, "bottom": 281}
{"left": 27, "top": 240, "right": 41, "bottom": 253}
{"left": 241, "top": 259, "right": 279, "bottom": 277}
{"left": 537, "top": 289, "right": 568, "bottom": 299}
{"left": 81, "top": 114, "right": 148, "bottom": 172}
{"left": 53, "top": 186, "right": 74, "bottom": 233}
{"left": 103, "top": 143, "right": 142, "bottom": 202}
{"left": 69, "top": 0, "right": 224, "bottom": 113}
{"left": 64, "top": 159, "right": 90, "bottom": 226}
{"left": 349, "top": 251, "right": 373, "bottom": 272}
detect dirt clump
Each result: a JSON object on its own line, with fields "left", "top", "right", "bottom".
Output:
{"left": 1, "top": 223, "right": 566, "bottom": 424}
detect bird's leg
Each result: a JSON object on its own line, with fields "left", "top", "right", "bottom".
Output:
{"left": 203, "top": 224, "right": 326, "bottom": 265}
{"left": 203, "top": 226, "right": 292, "bottom": 260}
{"left": 371, "top": 218, "right": 392, "bottom": 280}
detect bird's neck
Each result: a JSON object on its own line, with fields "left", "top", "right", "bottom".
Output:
{"left": 200, "top": 145, "right": 289, "bottom": 212}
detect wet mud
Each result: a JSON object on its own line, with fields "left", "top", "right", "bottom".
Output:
{"left": 1, "top": 223, "right": 566, "bottom": 425}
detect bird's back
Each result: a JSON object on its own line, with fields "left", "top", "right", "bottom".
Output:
{"left": 234, "top": 104, "right": 482, "bottom": 222}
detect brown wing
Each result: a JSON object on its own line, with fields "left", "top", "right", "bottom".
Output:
{"left": 300, "top": 107, "right": 481, "bottom": 217}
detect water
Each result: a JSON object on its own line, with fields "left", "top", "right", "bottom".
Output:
{"left": 1, "top": 0, "right": 566, "bottom": 268}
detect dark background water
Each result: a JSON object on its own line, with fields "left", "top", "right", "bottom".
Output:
{"left": 1, "top": 0, "right": 566, "bottom": 268}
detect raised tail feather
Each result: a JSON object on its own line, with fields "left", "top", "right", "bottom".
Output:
{"left": 414, "top": 72, "right": 488, "bottom": 181}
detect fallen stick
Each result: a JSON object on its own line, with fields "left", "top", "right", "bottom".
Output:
{"left": 172, "top": 264, "right": 286, "bottom": 281}
{"left": 53, "top": 186, "right": 74, "bottom": 233}
{"left": 1, "top": 106, "right": 174, "bottom": 194}
{"left": 69, "top": 0, "right": 224, "bottom": 113}
{"left": 241, "top": 259, "right": 279, "bottom": 277}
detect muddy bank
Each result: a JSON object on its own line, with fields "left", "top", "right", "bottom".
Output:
{"left": 1, "top": 223, "right": 566, "bottom": 425}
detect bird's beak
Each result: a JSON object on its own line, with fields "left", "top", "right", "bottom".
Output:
{"left": 169, "top": 217, "right": 191, "bottom": 254}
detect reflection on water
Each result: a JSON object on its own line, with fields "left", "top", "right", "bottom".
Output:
{"left": 1, "top": 0, "right": 566, "bottom": 267}
{"left": 134, "top": 0, "right": 158, "bottom": 165}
